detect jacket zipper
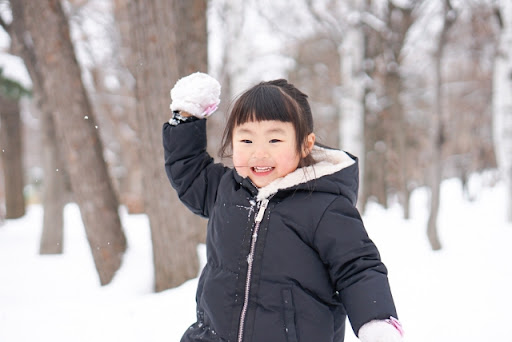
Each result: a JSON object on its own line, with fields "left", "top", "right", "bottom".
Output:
{"left": 237, "top": 198, "right": 269, "bottom": 342}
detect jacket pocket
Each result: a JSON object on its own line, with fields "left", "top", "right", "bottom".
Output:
{"left": 282, "top": 288, "right": 299, "bottom": 342}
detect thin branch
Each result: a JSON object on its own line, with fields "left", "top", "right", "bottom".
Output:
{"left": 252, "top": 0, "right": 308, "bottom": 41}
{"left": 360, "top": 11, "right": 389, "bottom": 35}
{"left": 493, "top": 4, "right": 503, "bottom": 29}
{"left": 304, "top": 0, "right": 344, "bottom": 42}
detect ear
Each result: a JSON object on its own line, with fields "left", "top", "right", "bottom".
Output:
{"left": 302, "top": 133, "right": 316, "bottom": 158}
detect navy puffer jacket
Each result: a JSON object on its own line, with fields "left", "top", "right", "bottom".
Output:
{"left": 163, "top": 120, "right": 397, "bottom": 342}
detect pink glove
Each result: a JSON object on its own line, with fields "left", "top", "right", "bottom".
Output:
{"left": 358, "top": 317, "right": 404, "bottom": 342}
{"left": 170, "top": 72, "right": 221, "bottom": 118}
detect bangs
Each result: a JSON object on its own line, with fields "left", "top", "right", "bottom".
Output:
{"left": 220, "top": 79, "right": 315, "bottom": 165}
{"left": 231, "top": 85, "right": 298, "bottom": 126}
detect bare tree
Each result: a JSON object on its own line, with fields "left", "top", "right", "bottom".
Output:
{"left": 128, "top": 0, "right": 207, "bottom": 291}
{"left": 9, "top": 0, "right": 126, "bottom": 284}
{"left": 369, "top": 1, "right": 419, "bottom": 218}
{"left": 1, "top": 7, "right": 70, "bottom": 253}
{"left": 173, "top": 0, "right": 209, "bottom": 245}
{"left": 493, "top": 0, "right": 512, "bottom": 222}
{"left": 287, "top": 35, "right": 341, "bottom": 148}
{"left": 68, "top": 0, "right": 144, "bottom": 214}
{"left": 441, "top": 2, "right": 499, "bottom": 197}
{"left": 340, "top": 0, "right": 367, "bottom": 209}
{"left": 39, "top": 108, "right": 70, "bottom": 254}
{"left": 207, "top": 0, "right": 246, "bottom": 162}
{"left": 0, "top": 89, "right": 25, "bottom": 219}
{"left": 427, "top": 0, "right": 456, "bottom": 251}
{"left": 173, "top": 0, "right": 208, "bottom": 75}
{"left": 297, "top": 0, "right": 424, "bottom": 215}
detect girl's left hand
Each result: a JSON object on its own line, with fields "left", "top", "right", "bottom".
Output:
{"left": 358, "top": 317, "right": 404, "bottom": 342}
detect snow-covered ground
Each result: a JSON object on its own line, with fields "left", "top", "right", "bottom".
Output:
{"left": 1, "top": 174, "right": 511, "bottom": 342}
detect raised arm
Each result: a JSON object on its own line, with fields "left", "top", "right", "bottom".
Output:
{"left": 163, "top": 119, "right": 227, "bottom": 218}
{"left": 162, "top": 72, "right": 227, "bottom": 218}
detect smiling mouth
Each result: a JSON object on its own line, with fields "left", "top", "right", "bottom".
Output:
{"left": 252, "top": 166, "right": 274, "bottom": 173}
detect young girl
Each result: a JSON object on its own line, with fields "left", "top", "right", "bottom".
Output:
{"left": 163, "top": 73, "right": 404, "bottom": 342}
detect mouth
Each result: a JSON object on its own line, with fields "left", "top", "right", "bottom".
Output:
{"left": 252, "top": 166, "right": 274, "bottom": 173}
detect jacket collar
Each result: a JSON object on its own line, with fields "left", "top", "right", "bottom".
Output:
{"left": 256, "top": 146, "right": 355, "bottom": 201}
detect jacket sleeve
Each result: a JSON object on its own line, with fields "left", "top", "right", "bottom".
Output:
{"left": 162, "top": 119, "right": 228, "bottom": 218}
{"left": 313, "top": 196, "right": 398, "bottom": 336}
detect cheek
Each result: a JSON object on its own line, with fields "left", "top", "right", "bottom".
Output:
{"left": 232, "top": 147, "right": 243, "bottom": 165}
{"left": 276, "top": 149, "right": 301, "bottom": 173}
{"left": 232, "top": 148, "right": 249, "bottom": 177}
{"left": 284, "top": 156, "right": 301, "bottom": 172}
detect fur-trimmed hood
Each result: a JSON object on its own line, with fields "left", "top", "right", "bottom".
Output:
{"left": 257, "top": 146, "right": 358, "bottom": 203}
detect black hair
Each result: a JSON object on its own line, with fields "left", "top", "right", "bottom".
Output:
{"left": 220, "top": 79, "right": 315, "bottom": 167}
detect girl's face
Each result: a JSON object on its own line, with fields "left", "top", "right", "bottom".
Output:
{"left": 232, "top": 120, "right": 314, "bottom": 188}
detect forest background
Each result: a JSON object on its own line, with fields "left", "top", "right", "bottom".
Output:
{"left": 0, "top": 0, "right": 511, "bottom": 294}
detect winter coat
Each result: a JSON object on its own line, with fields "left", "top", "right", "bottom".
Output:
{"left": 163, "top": 120, "right": 398, "bottom": 342}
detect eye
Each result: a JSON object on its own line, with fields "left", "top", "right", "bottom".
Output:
{"left": 269, "top": 139, "right": 282, "bottom": 143}
{"left": 241, "top": 139, "right": 252, "bottom": 144}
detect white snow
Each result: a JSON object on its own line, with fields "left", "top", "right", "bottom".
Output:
{"left": 0, "top": 52, "right": 32, "bottom": 89}
{"left": 1, "top": 173, "right": 511, "bottom": 342}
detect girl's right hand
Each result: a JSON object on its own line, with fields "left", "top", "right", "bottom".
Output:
{"left": 169, "top": 72, "right": 221, "bottom": 119}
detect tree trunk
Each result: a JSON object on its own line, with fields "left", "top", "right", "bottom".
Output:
{"left": 79, "top": 0, "right": 145, "bottom": 214}
{"left": 206, "top": 0, "right": 242, "bottom": 164}
{"left": 404, "top": 187, "right": 411, "bottom": 220}
{"left": 7, "top": 4, "right": 70, "bottom": 255}
{"left": 6, "top": 4, "right": 69, "bottom": 253}
{"left": 89, "top": 65, "right": 144, "bottom": 214}
{"left": 11, "top": 0, "right": 126, "bottom": 285}
{"left": 384, "top": 3, "right": 415, "bottom": 219}
{"left": 493, "top": 1, "right": 512, "bottom": 222}
{"left": 339, "top": 0, "right": 366, "bottom": 209}
{"left": 174, "top": 0, "right": 209, "bottom": 245}
{"left": 173, "top": 0, "right": 208, "bottom": 76}
{"left": 0, "top": 95, "right": 25, "bottom": 219}
{"left": 128, "top": 0, "right": 207, "bottom": 291}
{"left": 39, "top": 106, "right": 68, "bottom": 254}
{"left": 428, "top": 0, "right": 454, "bottom": 251}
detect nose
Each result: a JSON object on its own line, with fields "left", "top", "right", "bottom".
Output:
{"left": 251, "top": 145, "right": 269, "bottom": 160}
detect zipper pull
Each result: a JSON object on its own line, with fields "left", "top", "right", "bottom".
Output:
{"left": 255, "top": 199, "right": 269, "bottom": 223}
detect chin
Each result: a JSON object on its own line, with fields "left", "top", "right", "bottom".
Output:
{"left": 251, "top": 179, "right": 272, "bottom": 188}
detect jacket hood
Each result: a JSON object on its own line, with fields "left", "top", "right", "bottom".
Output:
{"left": 256, "top": 146, "right": 359, "bottom": 204}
